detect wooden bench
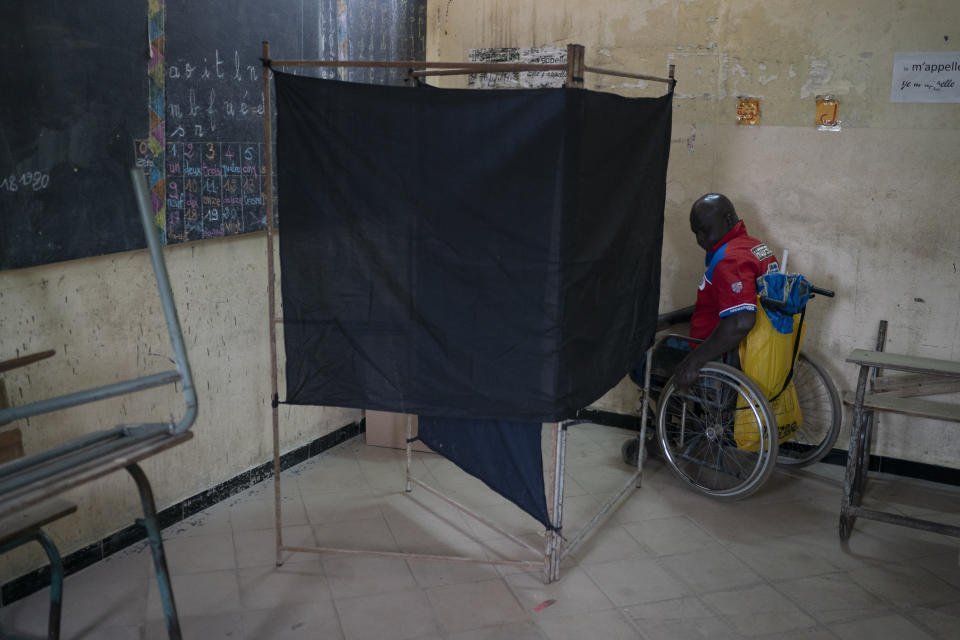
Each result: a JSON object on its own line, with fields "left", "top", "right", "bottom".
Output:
{"left": 839, "top": 348, "right": 960, "bottom": 541}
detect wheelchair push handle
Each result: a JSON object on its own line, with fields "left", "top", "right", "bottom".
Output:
{"left": 758, "top": 280, "right": 834, "bottom": 311}
{"left": 809, "top": 285, "right": 834, "bottom": 297}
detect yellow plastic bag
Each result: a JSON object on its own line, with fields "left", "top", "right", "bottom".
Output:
{"left": 733, "top": 298, "right": 805, "bottom": 451}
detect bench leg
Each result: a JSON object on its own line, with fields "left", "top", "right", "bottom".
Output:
{"left": 0, "top": 530, "right": 65, "bottom": 640}
{"left": 34, "top": 530, "right": 64, "bottom": 640}
{"left": 126, "top": 463, "right": 182, "bottom": 640}
{"left": 840, "top": 365, "right": 871, "bottom": 540}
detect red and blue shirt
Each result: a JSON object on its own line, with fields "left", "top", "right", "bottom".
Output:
{"left": 689, "top": 221, "right": 779, "bottom": 340}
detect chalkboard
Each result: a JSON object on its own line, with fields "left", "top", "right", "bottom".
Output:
{"left": 0, "top": 1, "right": 149, "bottom": 270}
{"left": 162, "top": 0, "right": 426, "bottom": 244}
{"left": 1, "top": 0, "right": 426, "bottom": 270}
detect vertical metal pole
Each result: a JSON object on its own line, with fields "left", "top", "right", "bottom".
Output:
{"left": 544, "top": 422, "right": 558, "bottom": 583}
{"left": 405, "top": 414, "right": 413, "bottom": 492}
{"left": 668, "top": 63, "right": 676, "bottom": 92}
{"left": 127, "top": 463, "right": 181, "bottom": 640}
{"left": 637, "top": 345, "right": 654, "bottom": 487}
{"left": 859, "top": 320, "right": 888, "bottom": 488}
{"left": 34, "top": 531, "right": 64, "bottom": 640}
{"left": 262, "top": 41, "right": 284, "bottom": 566}
{"left": 550, "top": 424, "right": 567, "bottom": 582}
{"left": 840, "top": 364, "right": 871, "bottom": 539}
{"left": 130, "top": 169, "right": 197, "bottom": 433}
{"left": 564, "top": 44, "right": 585, "bottom": 89}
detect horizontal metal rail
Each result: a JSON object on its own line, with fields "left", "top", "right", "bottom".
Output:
{"left": 582, "top": 65, "right": 675, "bottom": 86}
{"left": 0, "top": 425, "right": 170, "bottom": 495}
{"left": 266, "top": 56, "right": 674, "bottom": 87}
{"left": 561, "top": 468, "right": 641, "bottom": 560}
{"left": 846, "top": 506, "right": 960, "bottom": 538}
{"left": 267, "top": 58, "right": 566, "bottom": 72}
{"left": 410, "top": 477, "right": 543, "bottom": 557}
{"left": 279, "top": 544, "right": 542, "bottom": 568}
{"left": 0, "top": 371, "right": 181, "bottom": 425}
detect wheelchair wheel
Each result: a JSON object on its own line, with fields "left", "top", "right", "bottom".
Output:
{"left": 776, "top": 352, "right": 842, "bottom": 467}
{"left": 657, "top": 362, "right": 778, "bottom": 500}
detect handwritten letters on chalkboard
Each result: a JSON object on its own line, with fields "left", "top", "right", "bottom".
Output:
{"left": 165, "top": 49, "right": 265, "bottom": 141}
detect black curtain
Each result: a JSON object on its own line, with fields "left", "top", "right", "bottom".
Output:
{"left": 276, "top": 72, "right": 671, "bottom": 422}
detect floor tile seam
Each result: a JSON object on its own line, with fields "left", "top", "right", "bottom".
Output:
{"left": 818, "top": 607, "right": 935, "bottom": 633}
{"left": 330, "top": 590, "right": 423, "bottom": 640}
{"left": 850, "top": 559, "right": 960, "bottom": 606}
{"left": 653, "top": 542, "right": 775, "bottom": 600}
{"left": 378, "top": 502, "right": 450, "bottom": 560}
{"left": 394, "top": 487, "right": 483, "bottom": 532}
{"left": 529, "top": 603, "right": 649, "bottom": 638}
{"left": 422, "top": 576, "right": 533, "bottom": 635}
{"left": 623, "top": 591, "right": 743, "bottom": 637}
{"left": 547, "top": 562, "right": 644, "bottom": 612}
{"left": 230, "top": 519, "right": 308, "bottom": 535}
{"left": 696, "top": 584, "right": 828, "bottom": 638}
{"left": 898, "top": 604, "right": 960, "bottom": 640}
{"left": 236, "top": 603, "right": 346, "bottom": 640}
{"left": 719, "top": 539, "right": 847, "bottom": 580}
{"left": 330, "top": 584, "right": 444, "bottom": 639}
{"left": 303, "top": 507, "right": 388, "bottom": 529}
{"left": 762, "top": 575, "right": 878, "bottom": 632}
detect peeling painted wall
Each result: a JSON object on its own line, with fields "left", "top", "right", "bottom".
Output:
{"left": 0, "top": 234, "right": 360, "bottom": 583}
{"left": 429, "top": 0, "right": 960, "bottom": 463}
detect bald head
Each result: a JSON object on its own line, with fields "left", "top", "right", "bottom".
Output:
{"left": 690, "top": 193, "right": 739, "bottom": 250}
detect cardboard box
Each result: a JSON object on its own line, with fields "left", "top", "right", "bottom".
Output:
{"left": 365, "top": 410, "right": 432, "bottom": 452}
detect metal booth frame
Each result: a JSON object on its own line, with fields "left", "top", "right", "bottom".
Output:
{"left": 260, "top": 42, "right": 674, "bottom": 583}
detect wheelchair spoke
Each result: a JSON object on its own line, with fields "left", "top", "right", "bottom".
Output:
{"left": 776, "top": 353, "right": 842, "bottom": 467}
{"left": 658, "top": 363, "right": 778, "bottom": 500}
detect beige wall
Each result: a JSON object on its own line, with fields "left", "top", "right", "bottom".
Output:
{"left": 0, "top": 233, "right": 360, "bottom": 582}
{"left": 428, "top": 0, "right": 960, "bottom": 460}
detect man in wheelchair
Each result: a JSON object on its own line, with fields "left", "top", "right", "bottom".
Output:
{"left": 673, "top": 193, "right": 780, "bottom": 389}
{"left": 621, "top": 196, "right": 839, "bottom": 499}
{"left": 623, "top": 193, "right": 780, "bottom": 464}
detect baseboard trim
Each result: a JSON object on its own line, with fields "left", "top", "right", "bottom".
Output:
{"left": 1, "top": 418, "right": 365, "bottom": 606}
{"left": 584, "top": 408, "right": 960, "bottom": 487}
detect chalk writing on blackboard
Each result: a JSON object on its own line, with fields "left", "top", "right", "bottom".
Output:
{"left": 165, "top": 49, "right": 265, "bottom": 140}
{"left": 0, "top": 172, "right": 51, "bottom": 193}
{"left": 164, "top": 141, "right": 266, "bottom": 242}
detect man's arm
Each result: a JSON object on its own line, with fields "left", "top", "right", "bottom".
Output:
{"left": 673, "top": 311, "right": 755, "bottom": 391}
{"left": 656, "top": 305, "right": 696, "bottom": 331}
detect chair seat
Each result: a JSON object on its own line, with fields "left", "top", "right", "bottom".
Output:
{"left": 0, "top": 430, "right": 192, "bottom": 521}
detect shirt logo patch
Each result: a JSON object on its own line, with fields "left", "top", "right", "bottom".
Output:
{"left": 731, "top": 281, "right": 743, "bottom": 293}
{"left": 751, "top": 243, "right": 774, "bottom": 260}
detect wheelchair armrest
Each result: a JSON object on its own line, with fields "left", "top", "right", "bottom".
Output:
{"left": 657, "top": 305, "right": 696, "bottom": 331}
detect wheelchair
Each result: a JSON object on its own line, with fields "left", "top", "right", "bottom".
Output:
{"left": 625, "top": 280, "right": 841, "bottom": 500}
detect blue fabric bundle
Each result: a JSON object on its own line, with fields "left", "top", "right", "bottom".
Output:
{"left": 757, "top": 273, "right": 811, "bottom": 334}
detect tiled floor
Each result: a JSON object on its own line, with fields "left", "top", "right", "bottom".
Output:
{"left": 2, "top": 423, "right": 960, "bottom": 639}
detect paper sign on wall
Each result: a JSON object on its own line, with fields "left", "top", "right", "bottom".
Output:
{"left": 468, "top": 47, "right": 566, "bottom": 89}
{"left": 890, "top": 52, "right": 960, "bottom": 103}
